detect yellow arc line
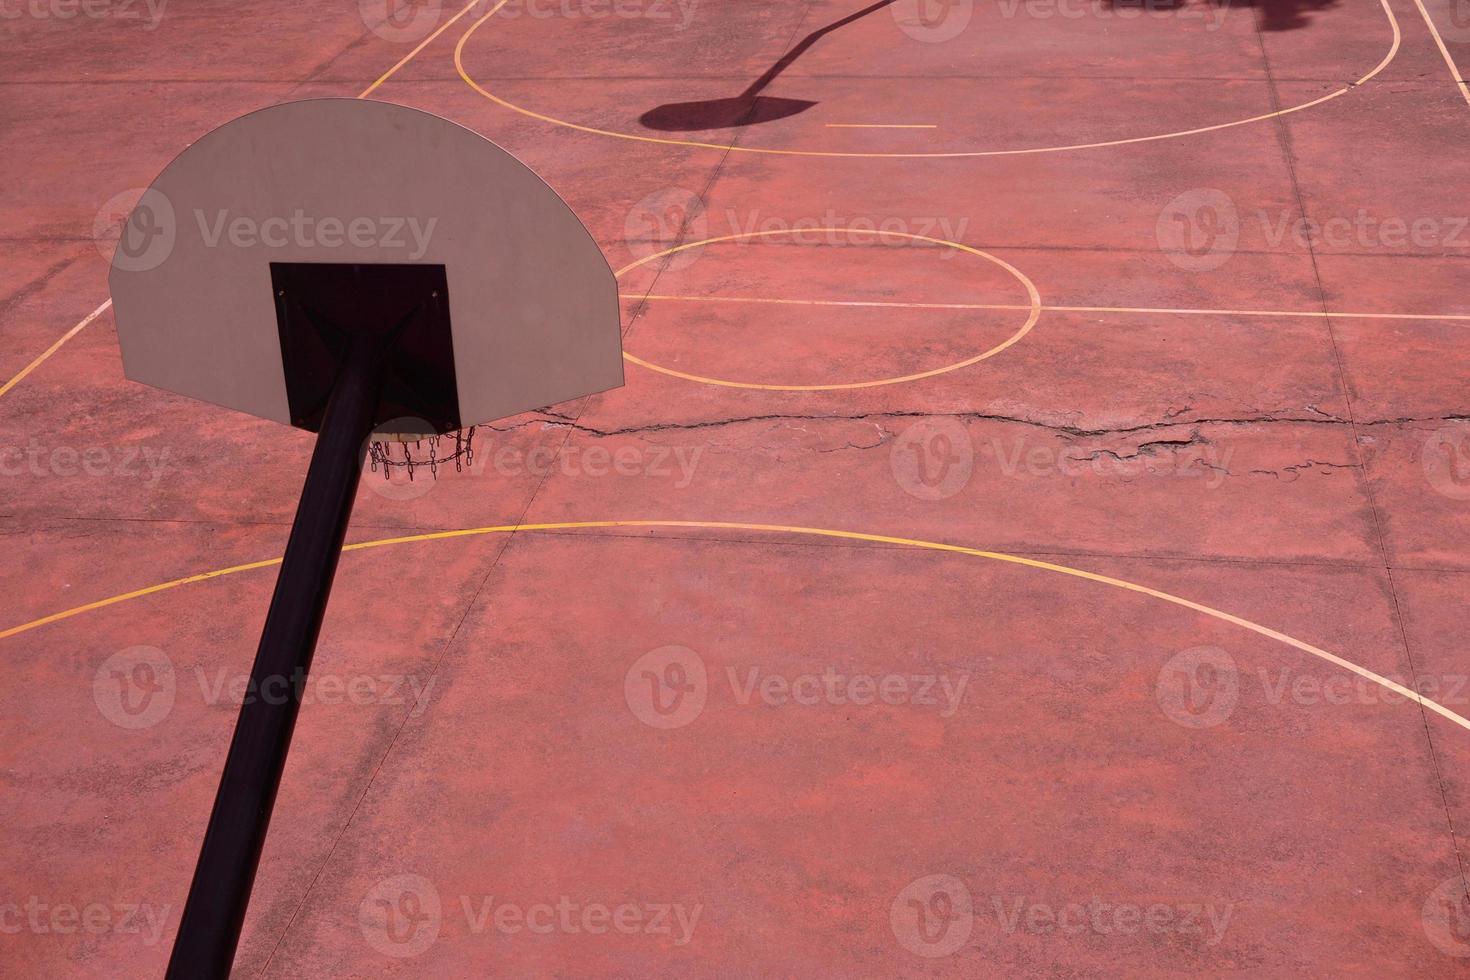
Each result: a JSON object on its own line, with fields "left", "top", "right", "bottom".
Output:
{"left": 6, "top": 519, "right": 1468, "bottom": 734}
{"left": 0, "top": 6, "right": 472, "bottom": 406}
{"left": 1409, "top": 0, "right": 1470, "bottom": 108}
{"left": 359, "top": 0, "right": 496, "bottom": 98}
{"left": 0, "top": 299, "right": 112, "bottom": 401}
{"left": 455, "top": 0, "right": 1401, "bottom": 158}
{"left": 616, "top": 227, "right": 1042, "bottom": 391}
{"left": 637, "top": 293, "right": 1470, "bottom": 322}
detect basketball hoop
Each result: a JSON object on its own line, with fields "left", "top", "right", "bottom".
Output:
{"left": 108, "top": 98, "right": 624, "bottom": 979}
{"left": 367, "top": 426, "right": 477, "bottom": 480}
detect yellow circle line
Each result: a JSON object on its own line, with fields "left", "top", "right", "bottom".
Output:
{"left": 454, "top": 0, "right": 1401, "bottom": 159}
{"left": 5, "top": 519, "right": 1467, "bottom": 735}
{"left": 615, "top": 227, "right": 1042, "bottom": 391}
{"left": 358, "top": 0, "right": 489, "bottom": 98}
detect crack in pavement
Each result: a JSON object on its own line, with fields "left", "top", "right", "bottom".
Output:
{"left": 1251, "top": 460, "right": 1362, "bottom": 480}
{"left": 489, "top": 408, "right": 1470, "bottom": 441}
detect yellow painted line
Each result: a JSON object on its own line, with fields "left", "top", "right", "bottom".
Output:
{"left": 642, "top": 293, "right": 1021, "bottom": 312}
{"left": 2, "top": 14, "right": 461, "bottom": 405}
{"left": 0, "top": 299, "right": 112, "bottom": 401}
{"left": 1049, "top": 304, "right": 1470, "bottom": 322}
{"left": 455, "top": 0, "right": 1401, "bottom": 158}
{"left": 359, "top": 0, "right": 498, "bottom": 98}
{"left": 7, "top": 519, "right": 1468, "bottom": 735}
{"left": 637, "top": 293, "right": 1470, "bottom": 323}
{"left": 1410, "top": 0, "right": 1470, "bottom": 108}
{"left": 824, "top": 124, "right": 937, "bottom": 129}
{"left": 616, "top": 228, "right": 1042, "bottom": 391}
{"left": 0, "top": 556, "right": 288, "bottom": 639}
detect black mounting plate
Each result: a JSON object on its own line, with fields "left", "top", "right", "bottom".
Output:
{"left": 270, "top": 262, "right": 461, "bottom": 434}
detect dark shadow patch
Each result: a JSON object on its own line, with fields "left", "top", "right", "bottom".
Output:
{"left": 640, "top": 0, "right": 898, "bottom": 132}
{"left": 640, "top": 95, "right": 818, "bottom": 131}
{"left": 1098, "top": 0, "right": 1342, "bottom": 31}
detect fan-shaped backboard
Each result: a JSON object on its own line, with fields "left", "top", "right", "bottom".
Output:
{"left": 107, "top": 98, "right": 623, "bottom": 430}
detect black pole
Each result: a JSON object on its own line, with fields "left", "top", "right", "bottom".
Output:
{"left": 165, "top": 333, "right": 385, "bottom": 978}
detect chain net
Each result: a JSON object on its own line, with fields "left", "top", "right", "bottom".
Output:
{"left": 367, "top": 427, "right": 476, "bottom": 481}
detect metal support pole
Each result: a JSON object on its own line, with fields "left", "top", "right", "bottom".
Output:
{"left": 165, "top": 333, "right": 385, "bottom": 978}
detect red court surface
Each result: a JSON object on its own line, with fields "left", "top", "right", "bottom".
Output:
{"left": 5, "top": 0, "right": 1470, "bottom": 974}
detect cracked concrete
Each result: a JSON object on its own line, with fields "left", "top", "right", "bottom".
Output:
{"left": 505, "top": 407, "right": 1470, "bottom": 441}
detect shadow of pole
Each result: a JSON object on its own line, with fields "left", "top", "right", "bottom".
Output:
{"left": 640, "top": 0, "right": 900, "bottom": 132}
